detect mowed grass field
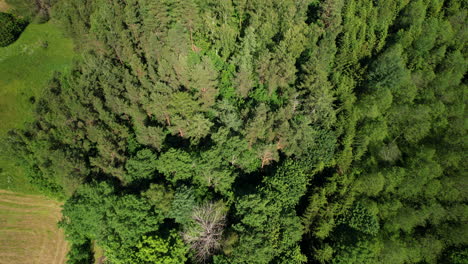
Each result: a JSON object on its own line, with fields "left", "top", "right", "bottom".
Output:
{"left": 0, "top": 190, "right": 68, "bottom": 264}
{"left": 0, "top": 21, "right": 74, "bottom": 193}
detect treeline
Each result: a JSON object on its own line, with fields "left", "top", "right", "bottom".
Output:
{"left": 5, "top": 0, "right": 467, "bottom": 263}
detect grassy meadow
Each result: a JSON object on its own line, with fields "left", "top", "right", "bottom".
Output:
{"left": 0, "top": 21, "right": 74, "bottom": 193}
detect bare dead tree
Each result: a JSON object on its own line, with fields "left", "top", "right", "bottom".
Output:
{"left": 183, "top": 202, "right": 226, "bottom": 263}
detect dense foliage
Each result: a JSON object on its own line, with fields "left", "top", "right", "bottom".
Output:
{"left": 5, "top": 0, "right": 467, "bottom": 263}
{"left": 0, "top": 12, "right": 26, "bottom": 47}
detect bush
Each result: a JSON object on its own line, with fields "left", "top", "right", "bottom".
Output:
{"left": 132, "top": 232, "right": 188, "bottom": 264}
{"left": 0, "top": 12, "right": 26, "bottom": 47}
{"left": 66, "top": 241, "right": 94, "bottom": 264}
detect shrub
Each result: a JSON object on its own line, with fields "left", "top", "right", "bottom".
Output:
{"left": 0, "top": 12, "right": 26, "bottom": 47}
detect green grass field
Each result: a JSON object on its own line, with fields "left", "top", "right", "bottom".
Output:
{"left": 0, "top": 21, "right": 74, "bottom": 193}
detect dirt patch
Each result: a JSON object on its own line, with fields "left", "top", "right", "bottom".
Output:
{"left": 0, "top": 190, "right": 68, "bottom": 264}
{"left": 0, "top": 0, "right": 10, "bottom": 12}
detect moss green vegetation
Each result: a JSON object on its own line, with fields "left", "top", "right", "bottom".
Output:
{"left": 3, "top": 0, "right": 467, "bottom": 263}
{"left": 0, "top": 21, "right": 74, "bottom": 193}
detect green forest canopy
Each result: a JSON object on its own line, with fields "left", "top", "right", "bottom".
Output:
{"left": 3, "top": 0, "right": 467, "bottom": 263}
